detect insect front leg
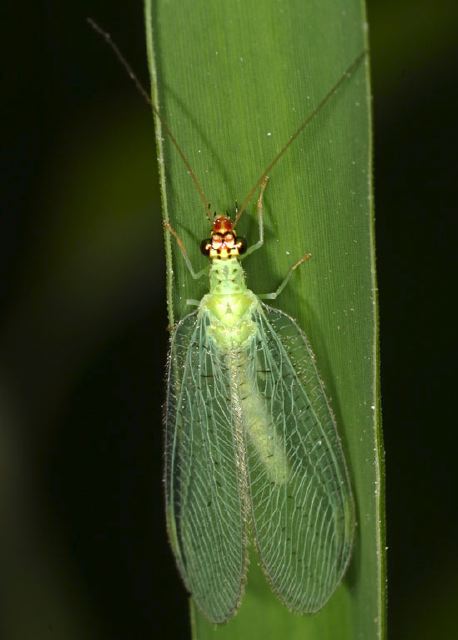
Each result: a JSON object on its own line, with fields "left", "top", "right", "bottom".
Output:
{"left": 164, "top": 221, "right": 208, "bottom": 280}
{"left": 258, "top": 253, "right": 311, "bottom": 300}
{"left": 240, "top": 176, "right": 269, "bottom": 259}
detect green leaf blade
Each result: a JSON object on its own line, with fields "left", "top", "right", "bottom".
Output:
{"left": 145, "top": 0, "right": 384, "bottom": 638}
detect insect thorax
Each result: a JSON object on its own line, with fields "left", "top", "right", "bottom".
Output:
{"left": 208, "top": 257, "right": 247, "bottom": 295}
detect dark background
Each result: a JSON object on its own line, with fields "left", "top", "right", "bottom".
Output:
{"left": 1, "top": 1, "right": 457, "bottom": 638}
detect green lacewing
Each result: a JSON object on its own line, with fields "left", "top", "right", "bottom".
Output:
{"left": 88, "top": 20, "right": 363, "bottom": 624}
{"left": 165, "top": 200, "right": 354, "bottom": 623}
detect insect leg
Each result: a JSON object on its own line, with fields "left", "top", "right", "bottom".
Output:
{"left": 258, "top": 253, "right": 311, "bottom": 300}
{"left": 164, "top": 221, "right": 207, "bottom": 279}
{"left": 240, "top": 176, "right": 269, "bottom": 259}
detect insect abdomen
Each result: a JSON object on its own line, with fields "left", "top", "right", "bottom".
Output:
{"left": 240, "top": 388, "right": 289, "bottom": 485}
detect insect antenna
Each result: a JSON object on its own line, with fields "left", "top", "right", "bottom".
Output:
{"left": 87, "top": 18, "right": 211, "bottom": 217}
{"left": 234, "top": 50, "right": 367, "bottom": 225}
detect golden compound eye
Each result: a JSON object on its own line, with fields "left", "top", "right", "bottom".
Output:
{"left": 200, "top": 238, "right": 212, "bottom": 256}
{"left": 237, "top": 237, "right": 247, "bottom": 254}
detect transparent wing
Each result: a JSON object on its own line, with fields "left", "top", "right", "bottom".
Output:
{"left": 245, "top": 304, "right": 355, "bottom": 613}
{"left": 164, "top": 310, "right": 247, "bottom": 623}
